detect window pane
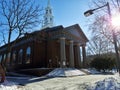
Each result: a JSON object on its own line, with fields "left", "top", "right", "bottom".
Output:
{"left": 26, "top": 47, "right": 31, "bottom": 64}
{"left": 3, "top": 54, "right": 6, "bottom": 62}
{"left": 12, "top": 51, "right": 16, "bottom": 64}
{"left": 18, "top": 49, "right": 23, "bottom": 64}
{"left": 6, "top": 53, "right": 11, "bottom": 65}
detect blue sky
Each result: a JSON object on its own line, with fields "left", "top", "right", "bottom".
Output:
{"left": 38, "top": 0, "right": 93, "bottom": 38}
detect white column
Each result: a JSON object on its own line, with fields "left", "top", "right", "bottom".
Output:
{"left": 60, "top": 37, "right": 66, "bottom": 68}
{"left": 76, "top": 43, "right": 81, "bottom": 68}
{"left": 69, "top": 40, "right": 74, "bottom": 68}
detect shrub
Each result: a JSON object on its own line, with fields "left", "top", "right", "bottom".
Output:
{"left": 90, "top": 56, "right": 115, "bottom": 72}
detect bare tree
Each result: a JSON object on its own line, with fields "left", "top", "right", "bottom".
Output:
{"left": 86, "top": 0, "right": 120, "bottom": 73}
{"left": 0, "top": 0, "right": 42, "bottom": 43}
{"left": 87, "top": 0, "right": 120, "bottom": 55}
{"left": 0, "top": 0, "right": 42, "bottom": 68}
{"left": 87, "top": 16, "right": 114, "bottom": 56}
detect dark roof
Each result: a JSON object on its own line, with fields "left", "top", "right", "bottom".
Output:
{"left": 0, "top": 24, "right": 88, "bottom": 50}
{"left": 28, "top": 25, "right": 63, "bottom": 35}
{"left": 0, "top": 25, "right": 64, "bottom": 50}
{"left": 42, "top": 25, "right": 64, "bottom": 32}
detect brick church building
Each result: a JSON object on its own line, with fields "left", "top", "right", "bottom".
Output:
{"left": 0, "top": 0, "right": 88, "bottom": 72}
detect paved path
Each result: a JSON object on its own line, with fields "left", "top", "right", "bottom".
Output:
{"left": 5, "top": 74, "right": 119, "bottom": 90}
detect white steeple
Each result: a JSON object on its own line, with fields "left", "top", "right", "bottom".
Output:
{"left": 42, "top": 0, "right": 54, "bottom": 29}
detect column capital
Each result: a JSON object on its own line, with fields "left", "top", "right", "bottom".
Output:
{"left": 60, "top": 37, "right": 65, "bottom": 40}
{"left": 69, "top": 40, "right": 73, "bottom": 43}
{"left": 74, "top": 42, "right": 80, "bottom": 46}
{"left": 69, "top": 40, "right": 74, "bottom": 45}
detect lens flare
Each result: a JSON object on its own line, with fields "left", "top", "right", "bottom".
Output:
{"left": 111, "top": 14, "right": 120, "bottom": 27}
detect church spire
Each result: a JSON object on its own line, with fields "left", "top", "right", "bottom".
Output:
{"left": 42, "top": 0, "right": 54, "bottom": 29}
{"left": 47, "top": 0, "right": 50, "bottom": 7}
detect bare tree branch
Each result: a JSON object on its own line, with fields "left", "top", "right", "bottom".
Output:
{"left": 0, "top": 0, "right": 42, "bottom": 69}
{"left": 87, "top": 0, "right": 120, "bottom": 55}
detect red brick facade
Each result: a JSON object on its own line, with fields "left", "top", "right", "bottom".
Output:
{"left": 0, "top": 24, "right": 88, "bottom": 71}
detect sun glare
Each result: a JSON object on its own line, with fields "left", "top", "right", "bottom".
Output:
{"left": 111, "top": 14, "right": 120, "bottom": 27}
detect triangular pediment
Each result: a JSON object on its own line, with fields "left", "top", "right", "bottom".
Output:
{"left": 64, "top": 24, "right": 88, "bottom": 42}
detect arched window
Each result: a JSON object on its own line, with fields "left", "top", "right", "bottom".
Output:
{"left": 18, "top": 49, "right": 23, "bottom": 64}
{"left": 6, "top": 52, "right": 11, "bottom": 65}
{"left": 1, "top": 54, "right": 6, "bottom": 65}
{"left": 25, "top": 47, "right": 31, "bottom": 64}
{"left": 46, "top": 10, "right": 48, "bottom": 14}
{"left": 12, "top": 51, "right": 16, "bottom": 64}
{"left": 0, "top": 55, "right": 2, "bottom": 63}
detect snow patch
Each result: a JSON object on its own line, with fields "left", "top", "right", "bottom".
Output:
{"left": 82, "top": 69, "right": 101, "bottom": 74}
{"left": 0, "top": 80, "right": 19, "bottom": 90}
{"left": 87, "top": 77, "right": 120, "bottom": 90}
{"left": 46, "top": 68, "right": 86, "bottom": 77}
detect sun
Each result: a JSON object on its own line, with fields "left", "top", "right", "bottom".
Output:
{"left": 111, "top": 14, "right": 120, "bottom": 27}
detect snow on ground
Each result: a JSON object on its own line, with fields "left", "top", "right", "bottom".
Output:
{"left": 0, "top": 80, "right": 19, "bottom": 90}
{"left": 0, "top": 69, "right": 120, "bottom": 90}
{"left": 46, "top": 68, "right": 86, "bottom": 77}
{"left": 93, "top": 77, "right": 120, "bottom": 90}
{"left": 25, "top": 74, "right": 120, "bottom": 90}
{"left": 81, "top": 69, "right": 102, "bottom": 74}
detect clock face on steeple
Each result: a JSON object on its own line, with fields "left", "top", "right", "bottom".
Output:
{"left": 42, "top": 0, "right": 54, "bottom": 29}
